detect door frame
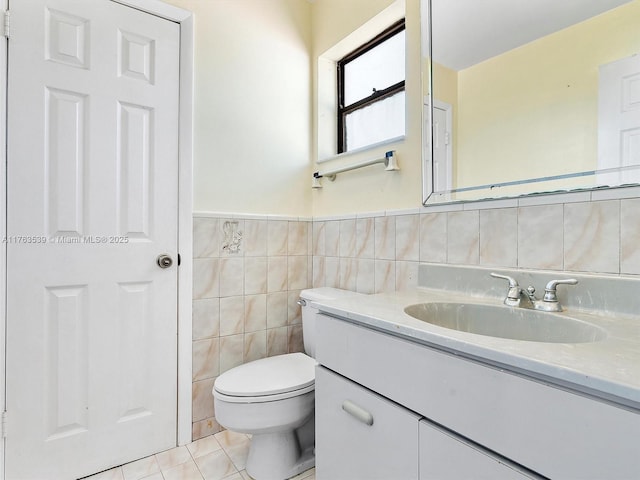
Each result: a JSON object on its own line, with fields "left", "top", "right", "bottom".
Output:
{"left": 424, "top": 95, "right": 453, "bottom": 192}
{"left": 0, "top": 1, "right": 194, "bottom": 476}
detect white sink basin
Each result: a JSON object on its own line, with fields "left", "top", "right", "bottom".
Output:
{"left": 404, "top": 302, "right": 606, "bottom": 343}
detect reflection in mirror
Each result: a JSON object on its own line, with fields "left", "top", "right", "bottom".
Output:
{"left": 423, "top": 0, "right": 640, "bottom": 204}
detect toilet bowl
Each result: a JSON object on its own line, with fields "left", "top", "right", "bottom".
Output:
{"left": 212, "top": 288, "right": 359, "bottom": 480}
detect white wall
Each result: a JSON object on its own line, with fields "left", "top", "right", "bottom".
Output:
{"left": 162, "top": 0, "right": 313, "bottom": 216}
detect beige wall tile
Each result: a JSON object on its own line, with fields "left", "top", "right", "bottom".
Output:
{"left": 192, "top": 338, "right": 220, "bottom": 381}
{"left": 375, "top": 260, "right": 396, "bottom": 293}
{"left": 288, "top": 256, "right": 308, "bottom": 290}
{"left": 324, "top": 257, "right": 340, "bottom": 288}
{"left": 564, "top": 201, "right": 620, "bottom": 274}
{"left": 375, "top": 216, "right": 396, "bottom": 260}
{"left": 267, "top": 327, "right": 289, "bottom": 357}
{"left": 480, "top": 208, "right": 518, "bottom": 267}
{"left": 192, "top": 378, "right": 216, "bottom": 422}
{"left": 518, "top": 204, "right": 564, "bottom": 270}
{"left": 312, "top": 221, "right": 326, "bottom": 256}
{"left": 355, "top": 217, "right": 375, "bottom": 259}
{"left": 244, "top": 257, "right": 267, "bottom": 294}
{"left": 193, "top": 217, "right": 220, "bottom": 258}
{"left": 267, "top": 220, "right": 288, "bottom": 256}
{"left": 288, "top": 221, "right": 309, "bottom": 255}
{"left": 192, "top": 298, "right": 220, "bottom": 340}
{"left": 396, "top": 261, "right": 419, "bottom": 291}
{"left": 220, "top": 334, "right": 244, "bottom": 373}
{"left": 244, "top": 294, "right": 267, "bottom": 333}
{"left": 324, "top": 220, "right": 340, "bottom": 256}
{"left": 288, "top": 325, "right": 304, "bottom": 353}
{"left": 193, "top": 258, "right": 220, "bottom": 299}
{"left": 287, "top": 290, "right": 303, "bottom": 325}
{"left": 339, "top": 219, "right": 356, "bottom": 257}
{"left": 267, "top": 256, "right": 288, "bottom": 292}
{"left": 621, "top": 198, "right": 640, "bottom": 274}
{"left": 219, "top": 258, "right": 244, "bottom": 297}
{"left": 266, "top": 292, "right": 288, "bottom": 328}
{"left": 191, "top": 417, "right": 222, "bottom": 442}
{"left": 356, "top": 259, "right": 375, "bottom": 294}
{"left": 219, "top": 296, "right": 244, "bottom": 337}
{"left": 312, "top": 256, "right": 325, "bottom": 287}
{"left": 244, "top": 220, "right": 267, "bottom": 257}
{"left": 420, "top": 212, "right": 446, "bottom": 263}
{"left": 447, "top": 211, "right": 479, "bottom": 264}
{"left": 339, "top": 257, "right": 358, "bottom": 291}
{"left": 395, "top": 214, "right": 420, "bottom": 261}
{"left": 244, "top": 331, "right": 267, "bottom": 363}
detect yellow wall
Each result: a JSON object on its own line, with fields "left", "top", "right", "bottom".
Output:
{"left": 454, "top": 0, "right": 640, "bottom": 189}
{"left": 161, "top": 0, "right": 425, "bottom": 217}
{"left": 310, "top": 0, "right": 425, "bottom": 216}
{"left": 161, "top": 0, "right": 313, "bottom": 215}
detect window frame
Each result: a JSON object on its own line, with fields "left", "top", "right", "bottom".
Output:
{"left": 337, "top": 18, "right": 406, "bottom": 154}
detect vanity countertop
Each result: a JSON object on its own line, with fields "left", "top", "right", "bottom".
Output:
{"left": 313, "top": 287, "right": 640, "bottom": 410}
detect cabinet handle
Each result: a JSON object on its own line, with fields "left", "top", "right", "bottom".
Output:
{"left": 342, "top": 400, "right": 374, "bottom": 426}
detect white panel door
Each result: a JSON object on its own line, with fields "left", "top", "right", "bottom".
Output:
{"left": 6, "top": 1, "right": 180, "bottom": 478}
{"left": 598, "top": 54, "right": 640, "bottom": 185}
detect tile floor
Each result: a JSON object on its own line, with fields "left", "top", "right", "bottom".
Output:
{"left": 83, "top": 430, "right": 316, "bottom": 480}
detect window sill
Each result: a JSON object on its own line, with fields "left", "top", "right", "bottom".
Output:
{"left": 317, "top": 135, "right": 405, "bottom": 164}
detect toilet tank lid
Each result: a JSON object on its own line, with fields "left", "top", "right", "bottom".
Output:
{"left": 300, "top": 287, "right": 361, "bottom": 302}
{"left": 214, "top": 353, "right": 316, "bottom": 397}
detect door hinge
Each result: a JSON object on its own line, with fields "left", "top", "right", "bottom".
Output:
{"left": 2, "top": 411, "right": 7, "bottom": 438}
{"left": 2, "top": 10, "right": 9, "bottom": 39}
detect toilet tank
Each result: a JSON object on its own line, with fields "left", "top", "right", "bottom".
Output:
{"left": 299, "top": 288, "right": 360, "bottom": 358}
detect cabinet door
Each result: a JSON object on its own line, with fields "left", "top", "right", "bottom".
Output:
{"left": 419, "top": 420, "right": 539, "bottom": 480}
{"left": 316, "top": 366, "right": 420, "bottom": 480}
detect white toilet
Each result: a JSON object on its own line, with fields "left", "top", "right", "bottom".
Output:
{"left": 212, "top": 287, "right": 358, "bottom": 480}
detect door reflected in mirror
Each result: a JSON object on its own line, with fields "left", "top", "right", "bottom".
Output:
{"left": 424, "top": 0, "right": 640, "bottom": 204}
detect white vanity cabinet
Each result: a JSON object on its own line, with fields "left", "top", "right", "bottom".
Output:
{"left": 315, "top": 366, "right": 420, "bottom": 480}
{"left": 315, "top": 313, "right": 640, "bottom": 479}
{"left": 419, "top": 420, "right": 537, "bottom": 479}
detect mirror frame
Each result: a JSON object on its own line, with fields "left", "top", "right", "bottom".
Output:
{"left": 421, "top": 0, "right": 434, "bottom": 205}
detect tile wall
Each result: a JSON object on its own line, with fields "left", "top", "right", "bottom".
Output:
{"left": 191, "top": 215, "right": 312, "bottom": 440}
{"left": 311, "top": 193, "right": 640, "bottom": 294}
{"left": 191, "top": 190, "right": 640, "bottom": 439}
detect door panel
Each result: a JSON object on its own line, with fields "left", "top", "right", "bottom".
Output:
{"left": 6, "top": 1, "right": 180, "bottom": 478}
{"left": 598, "top": 54, "right": 640, "bottom": 184}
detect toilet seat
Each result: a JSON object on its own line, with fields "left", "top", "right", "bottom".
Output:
{"left": 214, "top": 352, "right": 317, "bottom": 403}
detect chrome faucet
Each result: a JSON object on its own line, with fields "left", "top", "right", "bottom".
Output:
{"left": 490, "top": 273, "right": 578, "bottom": 312}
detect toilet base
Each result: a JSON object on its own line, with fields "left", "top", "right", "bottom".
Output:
{"left": 245, "top": 417, "right": 315, "bottom": 480}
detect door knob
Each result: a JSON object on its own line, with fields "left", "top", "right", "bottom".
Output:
{"left": 157, "top": 254, "right": 173, "bottom": 269}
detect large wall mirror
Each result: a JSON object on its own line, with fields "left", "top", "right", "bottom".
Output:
{"left": 422, "top": 0, "right": 640, "bottom": 205}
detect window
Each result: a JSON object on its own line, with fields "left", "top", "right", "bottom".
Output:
{"left": 337, "top": 19, "right": 405, "bottom": 153}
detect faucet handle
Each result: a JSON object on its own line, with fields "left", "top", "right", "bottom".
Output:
{"left": 543, "top": 278, "right": 578, "bottom": 302}
{"left": 490, "top": 272, "right": 519, "bottom": 288}
{"left": 490, "top": 272, "right": 521, "bottom": 305}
